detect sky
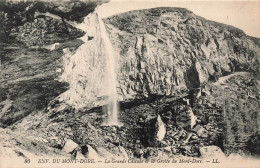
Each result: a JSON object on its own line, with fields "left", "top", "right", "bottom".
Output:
{"left": 96, "top": 0, "right": 260, "bottom": 38}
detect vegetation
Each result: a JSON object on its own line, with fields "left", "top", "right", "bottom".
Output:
{"left": 222, "top": 86, "right": 260, "bottom": 156}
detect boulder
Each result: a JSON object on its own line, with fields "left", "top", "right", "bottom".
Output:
{"left": 81, "top": 145, "right": 99, "bottom": 159}
{"left": 63, "top": 139, "right": 78, "bottom": 153}
{"left": 176, "top": 107, "right": 197, "bottom": 129}
{"left": 191, "top": 134, "right": 199, "bottom": 140}
{"left": 155, "top": 115, "right": 166, "bottom": 142}
{"left": 197, "top": 127, "right": 209, "bottom": 138}
{"left": 192, "top": 125, "right": 209, "bottom": 138}
{"left": 164, "top": 146, "right": 172, "bottom": 153}
{"left": 144, "top": 115, "right": 166, "bottom": 146}
{"left": 199, "top": 146, "right": 225, "bottom": 158}
{"left": 189, "top": 108, "right": 197, "bottom": 129}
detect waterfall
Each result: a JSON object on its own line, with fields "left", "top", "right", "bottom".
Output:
{"left": 98, "top": 15, "right": 123, "bottom": 126}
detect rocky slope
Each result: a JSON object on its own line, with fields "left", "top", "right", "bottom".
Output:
{"left": 0, "top": 2, "right": 260, "bottom": 166}
{"left": 0, "top": 0, "right": 104, "bottom": 127}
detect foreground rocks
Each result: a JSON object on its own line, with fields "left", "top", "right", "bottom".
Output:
{"left": 155, "top": 115, "right": 166, "bottom": 142}
{"left": 63, "top": 139, "right": 78, "bottom": 154}
{"left": 199, "top": 146, "right": 225, "bottom": 158}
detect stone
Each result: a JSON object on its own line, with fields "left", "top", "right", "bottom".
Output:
{"left": 134, "top": 148, "right": 144, "bottom": 158}
{"left": 195, "top": 88, "right": 202, "bottom": 99}
{"left": 87, "top": 122, "right": 96, "bottom": 130}
{"left": 201, "top": 87, "right": 211, "bottom": 96}
{"left": 182, "top": 133, "right": 192, "bottom": 144}
{"left": 164, "top": 146, "right": 172, "bottom": 152}
{"left": 191, "top": 134, "right": 199, "bottom": 140}
{"left": 192, "top": 125, "right": 209, "bottom": 138}
{"left": 162, "top": 111, "right": 172, "bottom": 122}
{"left": 189, "top": 108, "right": 197, "bottom": 129}
{"left": 182, "top": 98, "right": 190, "bottom": 105}
{"left": 138, "top": 117, "right": 144, "bottom": 123}
{"left": 63, "top": 139, "right": 78, "bottom": 153}
{"left": 161, "top": 141, "right": 168, "bottom": 146}
{"left": 171, "top": 147, "right": 177, "bottom": 154}
{"left": 167, "top": 130, "right": 178, "bottom": 137}
{"left": 171, "top": 140, "right": 176, "bottom": 145}
{"left": 135, "top": 140, "right": 141, "bottom": 144}
{"left": 145, "top": 115, "right": 167, "bottom": 146}
{"left": 82, "top": 145, "right": 99, "bottom": 159}
{"left": 197, "top": 127, "right": 209, "bottom": 138}
{"left": 155, "top": 115, "right": 166, "bottom": 142}
{"left": 199, "top": 146, "right": 225, "bottom": 158}
{"left": 175, "top": 108, "right": 197, "bottom": 129}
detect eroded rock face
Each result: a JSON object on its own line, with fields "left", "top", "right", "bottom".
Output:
{"left": 58, "top": 12, "right": 112, "bottom": 109}
{"left": 103, "top": 7, "right": 260, "bottom": 99}
{"left": 26, "top": 6, "right": 259, "bottom": 113}
{"left": 54, "top": 7, "right": 260, "bottom": 110}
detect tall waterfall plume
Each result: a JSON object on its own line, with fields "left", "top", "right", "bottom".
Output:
{"left": 98, "top": 15, "right": 123, "bottom": 127}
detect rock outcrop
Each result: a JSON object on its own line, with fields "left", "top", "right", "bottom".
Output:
{"left": 155, "top": 115, "right": 166, "bottom": 142}
{"left": 103, "top": 7, "right": 260, "bottom": 100}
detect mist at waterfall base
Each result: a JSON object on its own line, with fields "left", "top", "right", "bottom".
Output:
{"left": 98, "top": 15, "right": 123, "bottom": 127}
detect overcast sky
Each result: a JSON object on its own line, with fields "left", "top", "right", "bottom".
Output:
{"left": 97, "top": 0, "right": 260, "bottom": 38}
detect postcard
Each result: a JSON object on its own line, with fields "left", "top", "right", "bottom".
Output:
{"left": 0, "top": 0, "right": 259, "bottom": 168}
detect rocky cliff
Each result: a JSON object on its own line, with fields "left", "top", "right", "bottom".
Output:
{"left": 104, "top": 7, "right": 260, "bottom": 98}
{"left": 58, "top": 7, "right": 260, "bottom": 109}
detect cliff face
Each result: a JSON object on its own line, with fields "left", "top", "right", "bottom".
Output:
{"left": 59, "top": 7, "right": 260, "bottom": 108}
{"left": 0, "top": 1, "right": 104, "bottom": 127}
{"left": 58, "top": 12, "right": 111, "bottom": 109}
{"left": 104, "top": 7, "right": 260, "bottom": 99}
